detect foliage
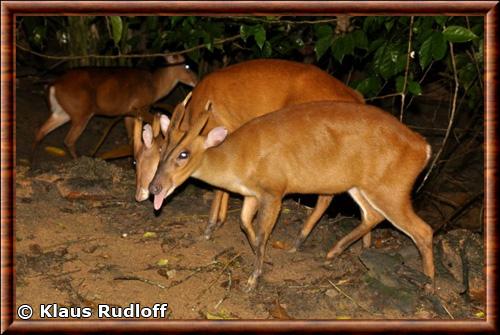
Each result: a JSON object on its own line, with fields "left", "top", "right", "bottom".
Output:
{"left": 16, "top": 15, "right": 483, "bottom": 110}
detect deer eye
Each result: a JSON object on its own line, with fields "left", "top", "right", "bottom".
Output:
{"left": 178, "top": 151, "right": 189, "bottom": 160}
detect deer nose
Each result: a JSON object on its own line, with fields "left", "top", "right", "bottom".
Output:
{"left": 149, "top": 182, "right": 162, "bottom": 195}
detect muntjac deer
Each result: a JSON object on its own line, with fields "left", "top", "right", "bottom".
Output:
{"left": 133, "top": 94, "right": 191, "bottom": 202}
{"left": 149, "top": 101, "right": 434, "bottom": 292}
{"left": 146, "top": 59, "right": 368, "bottom": 246}
{"left": 32, "top": 54, "right": 197, "bottom": 159}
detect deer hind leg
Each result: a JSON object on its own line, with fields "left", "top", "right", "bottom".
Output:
{"left": 326, "top": 187, "right": 384, "bottom": 259}
{"left": 341, "top": 187, "right": 434, "bottom": 283}
{"left": 32, "top": 88, "right": 71, "bottom": 163}
{"left": 64, "top": 114, "right": 93, "bottom": 159}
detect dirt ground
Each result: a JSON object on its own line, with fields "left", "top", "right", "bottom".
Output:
{"left": 14, "top": 70, "right": 486, "bottom": 321}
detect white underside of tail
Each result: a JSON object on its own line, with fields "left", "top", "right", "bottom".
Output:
{"left": 49, "top": 86, "right": 70, "bottom": 121}
{"left": 426, "top": 144, "right": 432, "bottom": 163}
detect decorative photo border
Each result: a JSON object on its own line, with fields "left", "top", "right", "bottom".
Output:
{"left": 1, "top": 1, "right": 497, "bottom": 333}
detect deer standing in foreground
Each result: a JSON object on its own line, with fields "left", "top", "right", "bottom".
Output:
{"left": 32, "top": 54, "right": 197, "bottom": 160}
{"left": 138, "top": 59, "right": 368, "bottom": 247}
{"left": 149, "top": 101, "right": 434, "bottom": 292}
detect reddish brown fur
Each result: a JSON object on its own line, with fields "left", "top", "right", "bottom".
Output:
{"left": 153, "top": 59, "right": 366, "bottom": 242}
{"left": 32, "top": 56, "right": 197, "bottom": 159}
{"left": 151, "top": 101, "right": 433, "bottom": 291}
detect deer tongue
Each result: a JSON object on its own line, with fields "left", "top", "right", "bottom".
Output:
{"left": 153, "top": 189, "right": 167, "bottom": 210}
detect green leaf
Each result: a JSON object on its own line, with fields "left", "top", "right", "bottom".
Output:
{"left": 434, "top": 16, "right": 448, "bottom": 26}
{"left": 443, "top": 25, "right": 478, "bottom": 43}
{"left": 351, "top": 30, "right": 368, "bottom": 50}
{"left": 170, "top": 16, "right": 183, "bottom": 27}
{"left": 331, "top": 34, "right": 355, "bottom": 63}
{"left": 419, "top": 35, "right": 433, "bottom": 69}
{"left": 374, "top": 43, "right": 406, "bottom": 80}
{"left": 262, "top": 41, "right": 273, "bottom": 57}
{"left": 240, "top": 24, "right": 266, "bottom": 49}
{"left": 253, "top": 25, "right": 266, "bottom": 49}
{"left": 314, "top": 35, "right": 333, "bottom": 60}
{"left": 431, "top": 31, "right": 447, "bottom": 60}
{"left": 408, "top": 80, "right": 422, "bottom": 95}
{"left": 384, "top": 18, "right": 395, "bottom": 31}
{"left": 395, "top": 76, "right": 405, "bottom": 93}
{"left": 363, "top": 17, "right": 385, "bottom": 33}
{"left": 109, "top": 16, "right": 123, "bottom": 45}
{"left": 240, "top": 25, "right": 250, "bottom": 42}
{"left": 315, "top": 24, "right": 333, "bottom": 39}
{"left": 355, "top": 76, "right": 381, "bottom": 97}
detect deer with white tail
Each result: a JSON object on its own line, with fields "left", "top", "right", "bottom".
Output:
{"left": 32, "top": 54, "right": 197, "bottom": 161}
{"left": 148, "top": 100, "right": 434, "bottom": 292}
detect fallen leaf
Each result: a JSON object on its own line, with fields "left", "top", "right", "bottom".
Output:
{"left": 205, "top": 309, "right": 236, "bottom": 320}
{"left": 156, "top": 258, "right": 169, "bottom": 267}
{"left": 475, "top": 311, "right": 485, "bottom": 318}
{"left": 272, "top": 240, "right": 290, "bottom": 250}
{"left": 336, "top": 315, "right": 351, "bottom": 319}
{"left": 374, "top": 237, "right": 383, "bottom": 249}
{"left": 143, "top": 231, "right": 157, "bottom": 238}
{"left": 44, "top": 146, "right": 66, "bottom": 157}
{"left": 269, "top": 299, "right": 293, "bottom": 320}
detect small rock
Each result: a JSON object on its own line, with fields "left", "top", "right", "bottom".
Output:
{"left": 438, "top": 238, "right": 463, "bottom": 284}
{"left": 325, "top": 288, "right": 339, "bottom": 298}
{"left": 166, "top": 270, "right": 176, "bottom": 278}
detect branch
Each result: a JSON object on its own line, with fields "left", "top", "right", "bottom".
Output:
{"left": 399, "top": 16, "right": 415, "bottom": 122}
{"left": 217, "top": 16, "right": 338, "bottom": 25}
{"left": 416, "top": 41, "right": 460, "bottom": 193}
{"left": 16, "top": 34, "right": 242, "bottom": 61}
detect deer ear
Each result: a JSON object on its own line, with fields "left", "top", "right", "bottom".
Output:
{"left": 165, "top": 54, "right": 185, "bottom": 64}
{"left": 160, "top": 114, "right": 171, "bottom": 136}
{"left": 204, "top": 127, "right": 228, "bottom": 149}
{"left": 142, "top": 124, "right": 153, "bottom": 149}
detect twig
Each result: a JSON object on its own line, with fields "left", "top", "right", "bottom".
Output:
{"left": 45, "top": 237, "right": 97, "bottom": 250}
{"left": 423, "top": 191, "right": 459, "bottom": 208}
{"left": 114, "top": 275, "right": 166, "bottom": 289}
{"left": 405, "top": 60, "right": 435, "bottom": 110}
{"left": 91, "top": 116, "right": 124, "bottom": 157}
{"left": 214, "top": 271, "right": 232, "bottom": 309}
{"left": 196, "top": 253, "right": 241, "bottom": 300}
{"left": 417, "top": 40, "right": 460, "bottom": 193}
{"left": 440, "top": 300, "right": 455, "bottom": 319}
{"left": 447, "top": 192, "right": 484, "bottom": 223}
{"left": 365, "top": 92, "right": 401, "bottom": 102}
{"left": 169, "top": 209, "right": 240, "bottom": 222}
{"left": 216, "top": 16, "right": 338, "bottom": 25}
{"left": 400, "top": 16, "right": 415, "bottom": 122}
{"left": 465, "top": 17, "right": 484, "bottom": 91}
{"left": 16, "top": 34, "right": 241, "bottom": 61}
{"left": 327, "top": 279, "right": 373, "bottom": 314}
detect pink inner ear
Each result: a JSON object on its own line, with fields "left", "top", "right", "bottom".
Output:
{"left": 160, "top": 115, "right": 170, "bottom": 136}
{"left": 205, "top": 127, "right": 228, "bottom": 148}
{"left": 142, "top": 124, "right": 153, "bottom": 149}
